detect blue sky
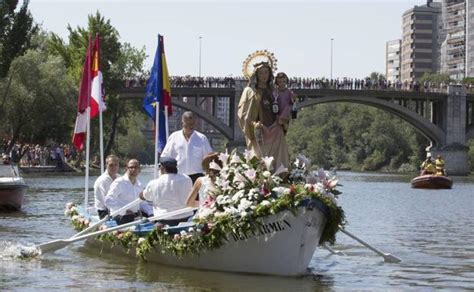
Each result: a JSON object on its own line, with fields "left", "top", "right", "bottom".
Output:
{"left": 29, "top": 0, "right": 424, "bottom": 78}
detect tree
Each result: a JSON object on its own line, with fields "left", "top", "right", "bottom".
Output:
{"left": 463, "top": 77, "right": 474, "bottom": 86}
{"left": 368, "top": 72, "right": 386, "bottom": 82}
{"left": 419, "top": 73, "right": 452, "bottom": 85}
{"left": 1, "top": 48, "right": 76, "bottom": 152}
{"left": 287, "top": 103, "right": 429, "bottom": 172}
{"left": 0, "top": 0, "right": 38, "bottom": 77}
{"left": 48, "top": 11, "right": 146, "bottom": 157}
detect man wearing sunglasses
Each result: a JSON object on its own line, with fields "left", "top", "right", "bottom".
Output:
{"left": 105, "top": 159, "right": 153, "bottom": 224}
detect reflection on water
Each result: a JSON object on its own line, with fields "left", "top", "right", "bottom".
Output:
{"left": 0, "top": 172, "right": 473, "bottom": 290}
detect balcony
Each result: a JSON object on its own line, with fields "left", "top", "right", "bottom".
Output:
{"left": 447, "top": 36, "right": 465, "bottom": 44}
{"left": 446, "top": 2, "right": 465, "bottom": 13}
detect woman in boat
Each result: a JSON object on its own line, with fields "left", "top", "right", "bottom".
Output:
{"left": 185, "top": 152, "right": 222, "bottom": 208}
{"left": 237, "top": 61, "right": 290, "bottom": 170}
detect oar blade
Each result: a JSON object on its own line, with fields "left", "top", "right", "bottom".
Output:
{"left": 35, "top": 239, "right": 70, "bottom": 254}
{"left": 383, "top": 253, "right": 401, "bottom": 263}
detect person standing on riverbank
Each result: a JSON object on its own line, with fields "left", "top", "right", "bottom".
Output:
{"left": 161, "top": 111, "right": 213, "bottom": 184}
{"left": 93, "top": 154, "right": 120, "bottom": 219}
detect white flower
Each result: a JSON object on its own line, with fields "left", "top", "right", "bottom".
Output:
{"left": 240, "top": 211, "right": 248, "bottom": 217}
{"left": 209, "top": 161, "right": 221, "bottom": 171}
{"left": 263, "top": 171, "right": 271, "bottom": 178}
{"left": 244, "top": 149, "right": 256, "bottom": 162}
{"left": 219, "top": 179, "right": 230, "bottom": 190}
{"left": 218, "top": 152, "right": 229, "bottom": 166}
{"left": 223, "top": 206, "right": 239, "bottom": 216}
{"left": 180, "top": 230, "right": 187, "bottom": 236}
{"left": 233, "top": 172, "right": 246, "bottom": 183}
{"left": 244, "top": 169, "right": 256, "bottom": 181}
{"left": 64, "top": 210, "right": 71, "bottom": 216}
{"left": 188, "top": 227, "right": 194, "bottom": 232}
{"left": 327, "top": 179, "right": 338, "bottom": 189}
{"left": 262, "top": 156, "right": 274, "bottom": 171}
{"left": 70, "top": 206, "right": 77, "bottom": 213}
{"left": 138, "top": 237, "right": 146, "bottom": 244}
{"left": 230, "top": 154, "right": 243, "bottom": 164}
{"left": 305, "top": 173, "right": 317, "bottom": 184}
{"left": 260, "top": 200, "right": 271, "bottom": 206}
{"left": 71, "top": 215, "right": 79, "bottom": 221}
{"left": 272, "top": 186, "right": 288, "bottom": 197}
{"left": 238, "top": 198, "right": 252, "bottom": 211}
{"left": 318, "top": 168, "right": 327, "bottom": 181}
{"left": 65, "top": 202, "right": 74, "bottom": 209}
{"left": 236, "top": 181, "right": 245, "bottom": 190}
{"left": 297, "top": 154, "right": 311, "bottom": 169}
{"left": 196, "top": 208, "right": 213, "bottom": 218}
{"left": 274, "top": 164, "right": 288, "bottom": 176}
{"left": 231, "top": 190, "right": 245, "bottom": 202}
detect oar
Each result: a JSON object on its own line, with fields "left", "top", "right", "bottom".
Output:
{"left": 339, "top": 226, "right": 401, "bottom": 263}
{"left": 36, "top": 207, "right": 197, "bottom": 254}
{"left": 323, "top": 243, "right": 346, "bottom": 256}
{"left": 71, "top": 198, "right": 143, "bottom": 238}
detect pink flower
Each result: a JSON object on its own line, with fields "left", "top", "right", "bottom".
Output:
{"left": 203, "top": 196, "right": 215, "bottom": 208}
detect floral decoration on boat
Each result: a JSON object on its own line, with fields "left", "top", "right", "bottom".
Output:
{"left": 65, "top": 150, "right": 345, "bottom": 259}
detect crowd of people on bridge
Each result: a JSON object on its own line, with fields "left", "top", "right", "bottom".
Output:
{"left": 124, "top": 75, "right": 474, "bottom": 93}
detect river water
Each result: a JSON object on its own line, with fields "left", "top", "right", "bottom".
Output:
{"left": 1, "top": 169, "right": 473, "bottom": 291}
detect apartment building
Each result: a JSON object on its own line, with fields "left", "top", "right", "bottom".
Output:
{"left": 440, "top": 0, "right": 467, "bottom": 79}
{"left": 386, "top": 39, "right": 402, "bottom": 82}
{"left": 465, "top": 0, "right": 474, "bottom": 77}
{"left": 400, "top": 1, "right": 442, "bottom": 83}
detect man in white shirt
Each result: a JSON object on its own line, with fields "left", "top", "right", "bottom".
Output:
{"left": 93, "top": 154, "right": 120, "bottom": 219}
{"left": 161, "top": 111, "right": 213, "bottom": 184}
{"left": 140, "top": 156, "right": 193, "bottom": 226}
{"left": 105, "top": 159, "right": 153, "bottom": 225}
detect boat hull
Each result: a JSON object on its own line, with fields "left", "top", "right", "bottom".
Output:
{"left": 411, "top": 175, "right": 453, "bottom": 189}
{"left": 0, "top": 181, "right": 28, "bottom": 211}
{"left": 86, "top": 206, "right": 327, "bottom": 276}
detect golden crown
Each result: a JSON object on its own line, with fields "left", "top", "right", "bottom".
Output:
{"left": 242, "top": 50, "right": 278, "bottom": 79}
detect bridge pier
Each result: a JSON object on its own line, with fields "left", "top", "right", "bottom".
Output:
{"left": 428, "top": 85, "right": 470, "bottom": 175}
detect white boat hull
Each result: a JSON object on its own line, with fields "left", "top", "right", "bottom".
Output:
{"left": 85, "top": 206, "right": 327, "bottom": 276}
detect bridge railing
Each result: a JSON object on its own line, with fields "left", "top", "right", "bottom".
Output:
{"left": 123, "top": 76, "right": 474, "bottom": 94}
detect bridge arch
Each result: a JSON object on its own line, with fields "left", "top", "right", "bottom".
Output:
{"left": 172, "top": 99, "right": 234, "bottom": 140}
{"left": 298, "top": 96, "right": 445, "bottom": 146}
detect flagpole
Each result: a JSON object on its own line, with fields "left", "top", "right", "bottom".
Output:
{"left": 84, "top": 107, "right": 91, "bottom": 212}
{"left": 97, "top": 33, "right": 104, "bottom": 174}
{"left": 154, "top": 102, "right": 160, "bottom": 179}
{"left": 84, "top": 34, "right": 92, "bottom": 214}
{"left": 164, "top": 105, "right": 169, "bottom": 139}
{"left": 99, "top": 110, "right": 104, "bottom": 173}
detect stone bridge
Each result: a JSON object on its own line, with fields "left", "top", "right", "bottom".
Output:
{"left": 120, "top": 81, "right": 474, "bottom": 175}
